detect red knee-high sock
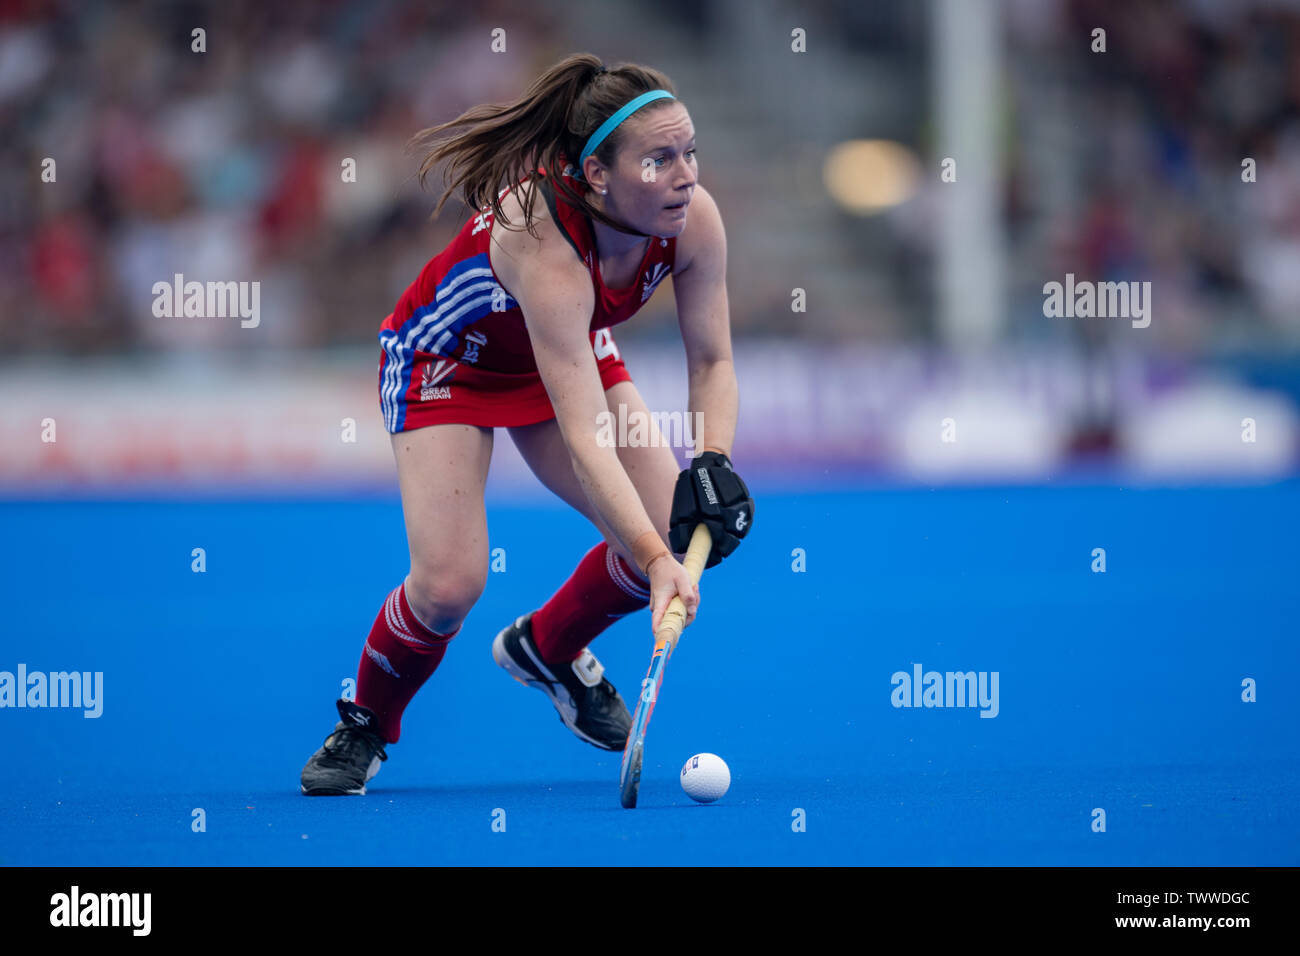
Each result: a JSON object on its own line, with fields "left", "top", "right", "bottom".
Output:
{"left": 531, "top": 541, "right": 650, "bottom": 664}
{"left": 354, "top": 582, "right": 459, "bottom": 744}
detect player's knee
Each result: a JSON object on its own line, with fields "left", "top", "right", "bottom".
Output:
{"left": 405, "top": 565, "right": 485, "bottom": 633}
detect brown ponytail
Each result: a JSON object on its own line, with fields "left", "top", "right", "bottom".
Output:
{"left": 410, "top": 52, "right": 679, "bottom": 240}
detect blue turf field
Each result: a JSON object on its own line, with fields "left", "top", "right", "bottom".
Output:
{"left": 2, "top": 481, "right": 1298, "bottom": 865}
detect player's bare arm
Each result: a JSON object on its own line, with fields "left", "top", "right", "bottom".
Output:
{"left": 662, "top": 182, "right": 753, "bottom": 575}
{"left": 509, "top": 240, "right": 695, "bottom": 629}
{"left": 672, "top": 184, "right": 738, "bottom": 458}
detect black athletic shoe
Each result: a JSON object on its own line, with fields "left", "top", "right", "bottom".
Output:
{"left": 492, "top": 612, "right": 632, "bottom": 751}
{"left": 300, "top": 699, "right": 388, "bottom": 796}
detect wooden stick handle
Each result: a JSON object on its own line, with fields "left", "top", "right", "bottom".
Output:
{"left": 653, "top": 523, "right": 712, "bottom": 651}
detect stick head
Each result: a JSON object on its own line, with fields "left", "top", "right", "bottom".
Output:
{"left": 619, "top": 738, "right": 643, "bottom": 808}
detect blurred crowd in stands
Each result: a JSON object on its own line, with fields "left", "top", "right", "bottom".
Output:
{"left": 2, "top": 0, "right": 1298, "bottom": 356}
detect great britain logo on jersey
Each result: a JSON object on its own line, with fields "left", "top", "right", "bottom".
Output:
{"left": 420, "top": 359, "right": 456, "bottom": 401}
{"left": 641, "top": 262, "right": 671, "bottom": 303}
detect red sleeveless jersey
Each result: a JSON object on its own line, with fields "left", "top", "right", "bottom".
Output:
{"left": 377, "top": 160, "right": 677, "bottom": 432}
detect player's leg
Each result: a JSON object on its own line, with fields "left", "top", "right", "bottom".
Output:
{"left": 491, "top": 380, "right": 680, "bottom": 751}
{"left": 302, "top": 423, "right": 493, "bottom": 794}
{"left": 361, "top": 423, "right": 494, "bottom": 734}
{"left": 389, "top": 423, "right": 495, "bottom": 635}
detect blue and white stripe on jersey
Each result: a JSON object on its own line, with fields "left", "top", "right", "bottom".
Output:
{"left": 378, "top": 253, "right": 518, "bottom": 434}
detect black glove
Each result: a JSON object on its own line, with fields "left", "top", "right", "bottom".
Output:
{"left": 669, "top": 451, "right": 754, "bottom": 568}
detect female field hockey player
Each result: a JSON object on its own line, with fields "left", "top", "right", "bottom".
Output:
{"left": 301, "top": 54, "right": 754, "bottom": 795}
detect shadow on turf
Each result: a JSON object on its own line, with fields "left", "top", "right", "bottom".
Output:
{"left": 342, "top": 781, "right": 708, "bottom": 810}
{"left": 364, "top": 780, "right": 607, "bottom": 798}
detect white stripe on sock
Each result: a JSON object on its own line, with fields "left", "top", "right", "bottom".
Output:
{"left": 390, "top": 584, "right": 456, "bottom": 648}
{"left": 384, "top": 588, "right": 416, "bottom": 641}
{"left": 606, "top": 547, "right": 651, "bottom": 600}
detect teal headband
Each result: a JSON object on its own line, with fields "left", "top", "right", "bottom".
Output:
{"left": 578, "top": 89, "right": 676, "bottom": 170}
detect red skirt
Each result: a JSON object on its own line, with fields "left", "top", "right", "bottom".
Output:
{"left": 378, "top": 325, "right": 632, "bottom": 432}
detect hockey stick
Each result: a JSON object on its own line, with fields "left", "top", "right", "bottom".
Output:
{"left": 618, "top": 522, "right": 713, "bottom": 808}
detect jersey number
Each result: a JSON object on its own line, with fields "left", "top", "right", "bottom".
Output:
{"left": 593, "top": 328, "right": 620, "bottom": 361}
